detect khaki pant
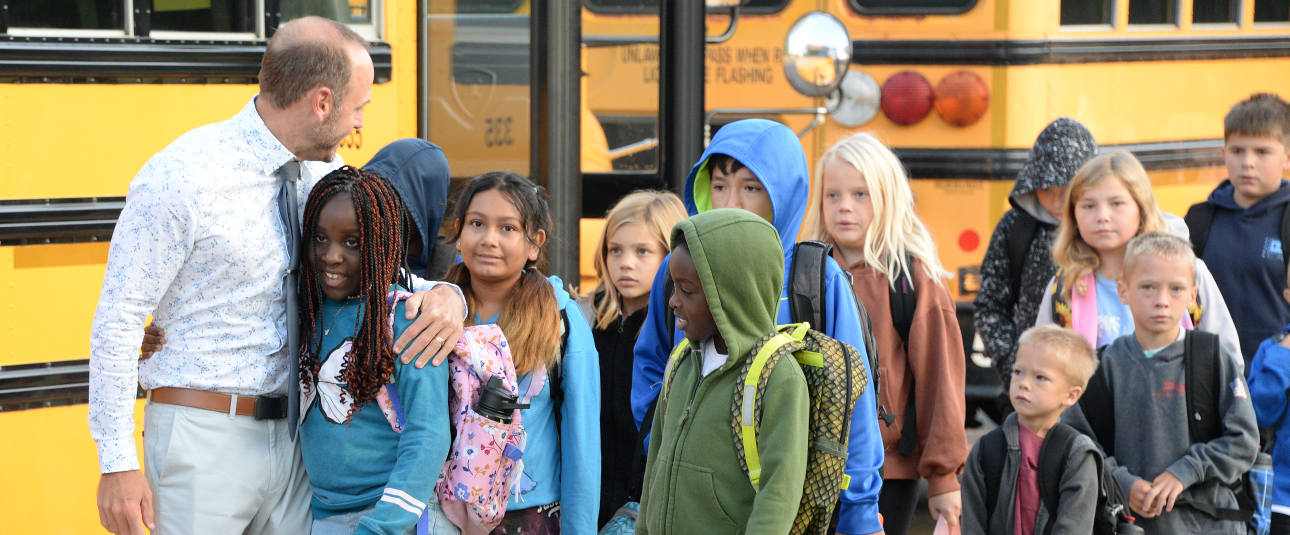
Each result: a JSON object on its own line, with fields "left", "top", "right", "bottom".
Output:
{"left": 143, "top": 401, "right": 311, "bottom": 535}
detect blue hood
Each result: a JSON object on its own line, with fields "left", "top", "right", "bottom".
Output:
{"left": 683, "top": 119, "right": 809, "bottom": 251}
{"left": 364, "top": 139, "right": 451, "bottom": 280}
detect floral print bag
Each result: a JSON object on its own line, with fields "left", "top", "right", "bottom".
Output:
{"left": 380, "top": 320, "right": 539, "bottom": 535}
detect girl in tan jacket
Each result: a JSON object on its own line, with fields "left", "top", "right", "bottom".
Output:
{"left": 803, "top": 132, "right": 969, "bottom": 535}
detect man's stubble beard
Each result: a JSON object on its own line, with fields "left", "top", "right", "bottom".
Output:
{"left": 308, "top": 103, "right": 348, "bottom": 162}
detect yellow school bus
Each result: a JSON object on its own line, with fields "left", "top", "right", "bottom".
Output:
{"left": 575, "top": 0, "right": 1290, "bottom": 418}
{"left": 583, "top": 0, "right": 1290, "bottom": 296}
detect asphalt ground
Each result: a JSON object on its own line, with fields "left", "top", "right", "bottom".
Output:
{"left": 904, "top": 408, "right": 998, "bottom": 535}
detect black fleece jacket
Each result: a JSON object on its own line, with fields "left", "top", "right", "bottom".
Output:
{"left": 974, "top": 203, "right": 1061, "bottom": 385}
{"left": 592, "top": 303, "right": 648, "bottom": 527}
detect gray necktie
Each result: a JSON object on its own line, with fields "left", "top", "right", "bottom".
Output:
{"left": 276, "top": 160, "right": 302, "bottom": 438}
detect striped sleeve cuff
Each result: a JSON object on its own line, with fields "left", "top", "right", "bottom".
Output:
{"left": 97, "top": 435, "right": 140, "bottom": 474}
{"left": 380, "top": 488, "right": 426, "bottom": 516}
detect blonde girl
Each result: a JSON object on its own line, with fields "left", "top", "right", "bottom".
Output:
{"left": 443, "top": 172, "right": 600, "bottom": 535}
{"left": 575, "top": 190, "right": 685, "bottom": 527}
{"left": 580, "top": 191, "right": 687, "bottom": 329}
{"left": 1035, "top": 150, "right": 1241, "bottom": 360}
{"left": 804, "top": 132, "right": 969, "bottom": 534}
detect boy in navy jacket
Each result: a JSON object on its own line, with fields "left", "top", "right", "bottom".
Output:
{"left": 1185, "top": 93, "right": 1290, "bottom": 366}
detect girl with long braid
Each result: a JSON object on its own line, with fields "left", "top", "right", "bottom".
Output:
{"left": 443, "top": 172, "right": 600, "bottom": 535}
{"left": 297, "top": 166, "right": 457, "bottom": 535}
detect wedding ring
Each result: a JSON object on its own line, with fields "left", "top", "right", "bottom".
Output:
{"left": 435, "top": 336, "right": 446, "bottom": 345}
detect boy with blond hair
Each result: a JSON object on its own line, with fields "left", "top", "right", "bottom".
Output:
{"left": 962, "top": 325, "right": 1102, "bottom": 534}
{"left": 1068, "top": 232, "right": 1259, "bottom": 535}
{"left": 1186, "top": 93, "right": 1290, "bottom": 366}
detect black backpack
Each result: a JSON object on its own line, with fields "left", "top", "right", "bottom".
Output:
{"left": 1005, "top": 210, "right": 1043, "bottom": 299}
{"left": 785, "top": 241, "right": 920, "bottom": 455}
{"left": 1078, "top": 331, "right": 1256, "bottom": 523}
{"left": 1185, "top": 201, "right": 1290, "bottom": 259}
{"left": 978, "top": 421, "right": 1133, "bottom": 535}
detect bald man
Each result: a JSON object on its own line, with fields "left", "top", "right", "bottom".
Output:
{"left": 90, "top": 17, "right": 465, "bottom": 535}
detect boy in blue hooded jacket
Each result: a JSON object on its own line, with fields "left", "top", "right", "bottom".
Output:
{"left": 630, "top": 119, "right": 885, "bottom": 535}
{"left": 1247, "top": 262, "right": 1290, "bottom": 533}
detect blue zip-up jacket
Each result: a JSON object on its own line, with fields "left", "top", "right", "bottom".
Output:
{"left": 1247, "top": 323, "right": 1290, "bottom": 511}
{"left": 629, "top": 119, "right": 884, "bottom": 535}
{"left": 483, "top": 276, "right": 600, "bottom": 535}
{"left": 1193, "top": 179, "right": 1290, "bottom": 366}
{"left": 300, "top": 291, "right": 453, "bottom": 535}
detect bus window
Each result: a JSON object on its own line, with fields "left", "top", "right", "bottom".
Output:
{"left": 458, "top": 0, "right": 524, "bottom": 14}
{"left": 427, "top": 5, "right": 533, "bottom": 177}
{"left": 281, "top": 0, "right": 373, "bottom": 25}
{"left": 1193, "top": 0, "right": 1238, "bottom": 23}
{"left": 1128, "top": 0, "right": 1179, "bottom": 25}
{"left": 846, "top": 0, "right": 978, "bottom": 15}
{"left": 584, "top": 0, "right": 789, "bottom": 14}
{"left": 1255, "top": 0, "right": 1290, "bottom": 22}
{"left": 9, "top": 0, "right": 124, "bottom": 30}
{"left": 1061, "top": 0, "right": 1112, "bottom": 26}
{"left": 151, "top": 0, "right": 257, "bottom": 33}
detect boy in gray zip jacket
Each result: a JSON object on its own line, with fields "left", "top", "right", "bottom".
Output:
{"left": 962, "top": 325, "right": 1102, "bottom": 535}
{"left": 1062, "top": 233, "right": 1260, "bottom": 535}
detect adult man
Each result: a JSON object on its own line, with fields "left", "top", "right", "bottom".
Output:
{"left": 90, "top": 17, "right": 465, "bottom": 535}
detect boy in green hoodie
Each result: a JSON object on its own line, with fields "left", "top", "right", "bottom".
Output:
{"left": 636, "top": 209, "right": 810, "bottom": 535}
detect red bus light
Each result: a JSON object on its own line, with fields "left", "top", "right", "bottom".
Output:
{"left": 934, "top": 71, "right": 990, "bottom": 126}
{"left": 880, "top": 71, "right": 934, "bottom": 126}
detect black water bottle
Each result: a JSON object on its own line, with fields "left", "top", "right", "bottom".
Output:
{"left": 475, "top": 376, "right": 530, "bottom": 424}
{"left": 1116, "top": 520, "right": 1145, "bottom": 535}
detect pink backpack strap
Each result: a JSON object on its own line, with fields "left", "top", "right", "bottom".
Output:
{"left": 521, "top": 365, "right": 548, "bottom": 405}
{"left": 376, "top": 289, "right": 417, "bottom": 433}
{"left": 1070, "top": 272, "right": 1099, "bottom": 347}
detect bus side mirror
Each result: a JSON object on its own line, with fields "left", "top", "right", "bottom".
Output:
{"left": 782, "top": 11, "right": 852, "bottom": 98}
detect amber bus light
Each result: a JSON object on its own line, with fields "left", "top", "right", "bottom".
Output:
{"left": 880, "top": 71, "right": 934, "bottom": 126}
{"left": 934, "top": 71, "right": 989, "bottom": 127}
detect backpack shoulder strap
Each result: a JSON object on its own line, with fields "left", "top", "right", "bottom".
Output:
{"left": 1077, "top": 347, "right": 1116, "bottom": 457}
{"left": 379, "top": 290, "right": 417, "bottom": 432}
{"left": 889, "top": 255, "right": 918, "bottom": 346}
{"left": 978, "top": 427, "right": 1008, "bottom": 526}
{"left": 890, "top": 255, "right": 919, "bottom": 456}
{"left": 576, "top": 296, "right": 596, "bottom": 331}
{"left": 789, "top": 241, "right": 830, "bottom": 332}
{"left": 740, "top": 326, "right": 805, "bottom": 490}
{"left": 852, "top": 280, "right": 894, "bottom": 428}
{"left": 1038, "top": 423, "right": 1080, "bottom": 535}
{"left": 664, "top": 272, "right": 677, "bottom": 349}
{"left": 1184, "top": 202, "right": 1215, "bottom": 257}
{"left": 660, "top": 338, "right": 692, "bottom": 401}
{"left": 1281, "top": 203, "right": 1290, "bottom": 263}
{"left": 1184, "top": 330, "right": 1223, "bottom": 445}
{"left": 1051, "top": 270, "right": 1071, "bottom": 329}
{"left": 1007, "top": 210, "right": 1041, "bottom": 298}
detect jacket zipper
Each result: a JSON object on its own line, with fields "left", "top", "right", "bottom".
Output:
{"left": 664, "top": 353, "right": 707, "bottom": 531}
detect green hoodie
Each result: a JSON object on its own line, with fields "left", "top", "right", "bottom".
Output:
{"left": 636, "top": 209, "right": 809, "bottom": 535}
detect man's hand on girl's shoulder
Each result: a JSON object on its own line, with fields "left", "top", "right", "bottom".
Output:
{"left": 396, "top": 284, "right": 466, "bottom": 368}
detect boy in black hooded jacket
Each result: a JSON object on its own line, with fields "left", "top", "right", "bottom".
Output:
{"left": 974, "top": 118, "right": 1098, "bottom": 391}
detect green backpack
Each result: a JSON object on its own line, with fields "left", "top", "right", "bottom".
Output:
{"left": 662, "top": 323, "right": 869, "bottom": 535}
